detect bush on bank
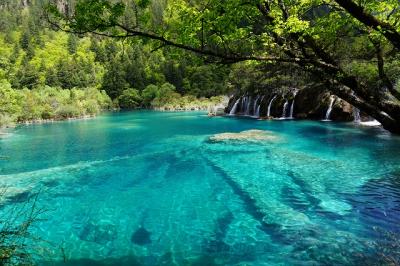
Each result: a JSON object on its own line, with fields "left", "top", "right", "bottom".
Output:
{"left": 0, "top": 80, "right": 112, "bottom": 127}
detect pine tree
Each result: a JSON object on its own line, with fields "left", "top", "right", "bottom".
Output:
{"left": 14, "top": 56, "right": 39, "bottom": 89}
{"left": 67, "top": 34, "right": 78, "bottom": 54}
{"left": 102, "top": 57, "right": 128, "bottom": 99}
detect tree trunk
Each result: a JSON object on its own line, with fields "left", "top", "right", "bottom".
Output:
{"left": 330, "top": 82, "right": 400, "bottom": 134}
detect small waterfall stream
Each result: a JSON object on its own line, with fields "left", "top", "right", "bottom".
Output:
{"left": 240, "top": 97, "right": 246, "bottom": 113}
{"left": 353, "top": 108, "right": 361, "bottom": 123}
{"left": 323, "top": 96, "right": 335, "bottom": 121}
{"left": 253, "top": 96, "right": 260, "bottom": 116}
{"left": 267, "top": 95, "right": 277, "bottom": 117}
{"left": 245, "top": 96, "right": 252, "bottom": 115}
{"left": 281, "top": 100, "right": 289, "bottom": 119}
{"left": 288, "top": 89, "right": 298, "bottom": 119}
{"left": 255, "top": 96, "right": 264, "bottom": 117}
{"left": 229, "top": 99, "right": 240, "bottom": 115}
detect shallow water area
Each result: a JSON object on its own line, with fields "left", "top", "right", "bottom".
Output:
{"left": 1, "top": 111, "right": 400, "bottom": 265}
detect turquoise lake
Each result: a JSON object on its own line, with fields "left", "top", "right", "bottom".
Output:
{"left": 0, "top": 111, "right": 400, "bottom": 265}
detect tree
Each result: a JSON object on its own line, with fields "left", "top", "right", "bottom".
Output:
{"left": 67, "top": 34, "right": 78, "bottom": 54}
{"left": 141, "top": 84, "right": 158, "bottom": 107}
{"left": 56, "top": 59, "right": 80, "bottom": 89}
{"left": 20, "top": 28, "right": 35, "bottom": 58}
{"left": 46, "top": 0, "right": 400, "bottom": 133}
{"left": 14, "top": 56, "right": 39, "bottom": 89}
{"left": 151, "top": 82, "right": 180, "bottom": 107}
{"left": 19, "top": 29, "right": 31, "bottom": 51}
{"left": 124, "top": 45, "right": 146, "bottom": 90}
{"left": 0, "top": 80, "right": 22, "bottom": 126}
{"left": 117, "top": 88, "right": 142, "bottom": 109}
{"left": 187, "top": 65, "right": 229, "bottom": 97}
{"left": 90, "top": 39, "right": 107, "bottom": 62}
{"left": 45, "top": 67, "right": 60, "bottom": 87}
{"left": 101, "top": 57, "right": 128, "bottom": 99}
{"left": 163, "top": 60, "right": 184, "bottom": 93}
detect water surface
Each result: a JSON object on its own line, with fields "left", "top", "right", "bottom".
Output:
{"left": 1, "top": 111, "right": 399, "bottom": 265}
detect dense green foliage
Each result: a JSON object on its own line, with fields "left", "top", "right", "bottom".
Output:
{"left": 0, "top": 80, "right": 111, "bottom": 127}
{"left": 116, "top": 82, "right": 225, "bottom": 110}
{"left": 0, "top": 1, "right": 230, "bottom": 127}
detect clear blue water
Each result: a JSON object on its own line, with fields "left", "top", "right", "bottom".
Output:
{"left": 1, "top": 111, "right": 400, "bottom": 265}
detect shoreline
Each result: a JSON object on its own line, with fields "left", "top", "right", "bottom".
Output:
{"left": 17, "top": 114, "right": 97, "bottom": 125}
{"left": 1, "top": 110, "right": 384, "bottom": 134}
{"left": 0, "top": 114, "right": 97, "bottom": 132}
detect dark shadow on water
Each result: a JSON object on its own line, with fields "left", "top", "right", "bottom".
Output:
{"left": 202, "top": 211, "right": 233, "bottom": 256}
{"left": 131, "top": 226, "right": 152, "bottom": 245}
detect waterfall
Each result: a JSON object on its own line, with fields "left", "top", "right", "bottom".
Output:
{"left": 229, "top": 99, "right": 240, "bottom": 115}
{"left": 353, "top": 108, "right": 361, "bottom": 123}
{"left": 281, "top": 100, "right": 289, "bottom": 119}
{"left": 255, "top": 105, "right": 261, "bottom": 117}
{"left": 253, "top": 96, "right": 260, "bottom": 115}
{"left": 267, "top": 95, "right": 277, "bottom": 117}
{"left": 288, "top": 89, "right": 298, "bottom": 119}
{"left": 245, "top": 96, "right": 252, "bottom": 115}
{"left": 323, "top": 96, "right": 335, "bottom": 121}
{"left": 255, "top": 96, "right": 264, "bottom": 117}
{"left": 240, "top": 97, "right": 245, "bottom": 113}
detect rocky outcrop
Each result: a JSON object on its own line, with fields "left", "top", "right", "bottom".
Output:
{"left": 208, "top": 130, "right": 280, "bottom": 143}
{"left": 225, "top": 86, "right": 368, "bottom": 122}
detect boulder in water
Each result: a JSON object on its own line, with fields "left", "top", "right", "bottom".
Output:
{"left": 208, "top": 130, "right": 279, "bottom": 143}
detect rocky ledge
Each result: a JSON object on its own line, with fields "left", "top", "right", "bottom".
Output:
{"left": 225, "top": 86, "right": 376, "bottom": 123}
{"left": 208, "top": 130, "right": 280, "bottom": 143}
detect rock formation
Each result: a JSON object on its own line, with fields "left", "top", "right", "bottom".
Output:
{"left": 225, "top": 86, "right": 367, "bottom": 122}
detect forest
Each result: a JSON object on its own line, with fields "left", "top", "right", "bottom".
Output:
{"left": 0, "top": 0, "right": 229, "bottom": 127}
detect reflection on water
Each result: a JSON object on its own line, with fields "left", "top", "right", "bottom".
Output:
{"left": 0, "top": 111, "right": 400, "bottom": 265}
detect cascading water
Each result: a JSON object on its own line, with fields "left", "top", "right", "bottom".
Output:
{"left": 245, "top": 96, "right": 252, "bottom": 115}
{"left": 323, "top": 96, "right": 335, "bottom": 121}
{"left": 267, "top": 95, "right": 277, "bottom": 117}
{"left": 240, "top": 97, "right": 245, "bottom": 113}
{"left": 353, "top": 108, "right": 361, "bottom": 123}
{"left": 253, "top": 96, "right": 260, "bottom": 116}
{"left": 255, "top": 96, "right": 264, "bottom": 117}
{"left": 281, "top": 100, "right": 289, "bottom": 119}
{"left": 229, "top": 99, "right": 240, "bottom": 115}
{"left": 255, "top": 105, "right": 261, "bottom": 117}
{"left": 288, "top": 89, "right": 298, "bottom": 119}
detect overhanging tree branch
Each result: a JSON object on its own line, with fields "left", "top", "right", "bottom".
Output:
{"left": 45, "top": 12, "right": 326, "bottom": 65}
{"left": 333, "top": 0, "right": 400, "bottom": 50}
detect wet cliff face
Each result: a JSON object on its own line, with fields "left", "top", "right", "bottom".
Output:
{"left": 226, "top": 87, "right": 358, "bottom": 122}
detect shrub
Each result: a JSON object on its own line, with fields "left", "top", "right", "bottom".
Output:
{"left": 117, "top": 88, "right": 142, "bottom": 109}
